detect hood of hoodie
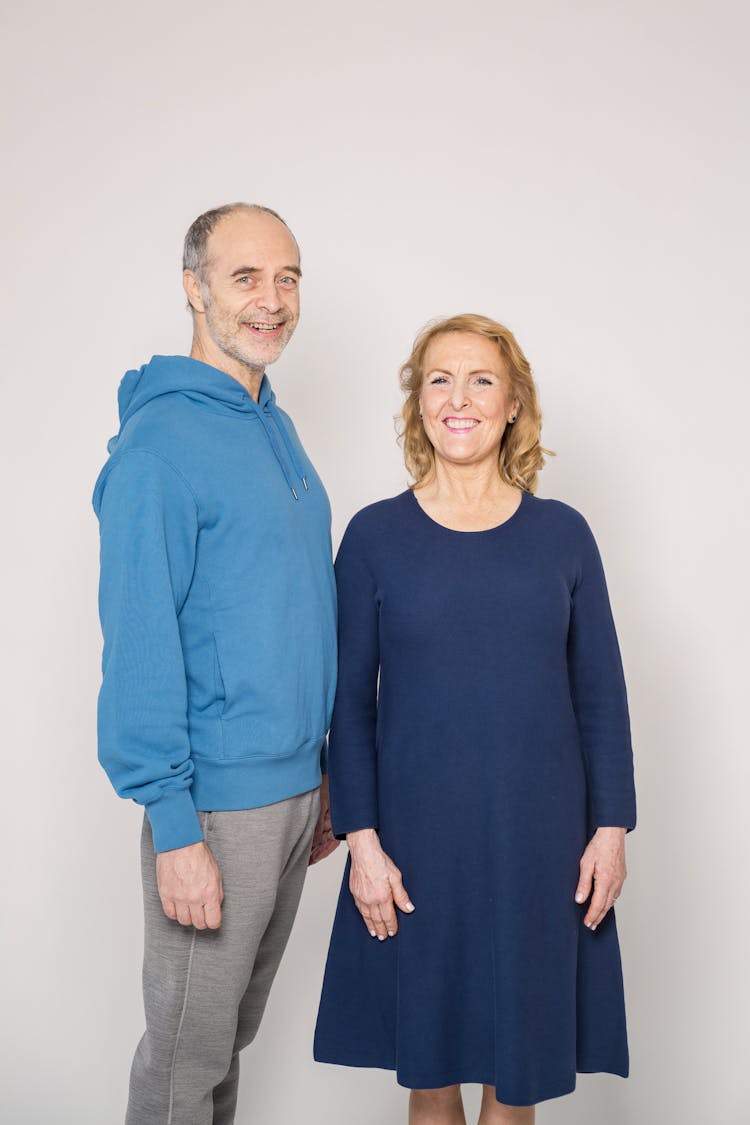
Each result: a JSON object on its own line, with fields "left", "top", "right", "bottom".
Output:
{"left": 95, "top": 355, "right": 309, "bottom": 508}
{"left": 112, "top": 354, "right": 273, "bottom": 440}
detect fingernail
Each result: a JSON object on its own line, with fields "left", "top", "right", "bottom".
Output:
{"left": 405, "top": 902, "right": 415, "bottom": 912}
{"left": 388, "top": 930, "right": 395, "bottom": 937}
{"left": 378, "top": 935, "right": 386, "bottom": 942}
{"left": 575, "top": 893, "right": 584, "bottom": 903}
{"left": 590, "top": 924, "right": 597, "bottom": 931}
{"left": 369, "top": 930, "right": 376, "bottom": 938}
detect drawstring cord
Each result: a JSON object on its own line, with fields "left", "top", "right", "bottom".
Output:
{"left": 266, "top": 400, "right": 309, "bottom": 500}
{"left": 255, "top": 399, "right": 309, "bottom": 500}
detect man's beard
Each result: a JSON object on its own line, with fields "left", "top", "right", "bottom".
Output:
{"left": 203, "top": 292, "right": 293, "bottom": 371}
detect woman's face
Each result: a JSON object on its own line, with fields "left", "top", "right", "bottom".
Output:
{"left": 419, "top": 331, "right": 519, "bottom": 472}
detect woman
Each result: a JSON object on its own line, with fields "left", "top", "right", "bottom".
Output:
{"left": 314, "top": 315, "right": 636, "bottom": 1124}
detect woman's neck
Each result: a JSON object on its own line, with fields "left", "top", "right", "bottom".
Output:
{"left": 413, "top": 459, "right": 521, "bottom": 532}
{"left": 416, "top": 458, "right": 514, "bottom": 507}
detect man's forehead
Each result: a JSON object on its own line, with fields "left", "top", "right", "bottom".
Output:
{"left": 207, "top": 210, "right": 299, "bottom": 265}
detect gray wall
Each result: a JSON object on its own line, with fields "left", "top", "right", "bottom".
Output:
{"left": 2, "top": 1, "right": 748, "bottom": 1122}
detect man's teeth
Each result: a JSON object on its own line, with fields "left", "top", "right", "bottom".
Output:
{"left": 249, "top": 323, "right": 280, "bottom": 331}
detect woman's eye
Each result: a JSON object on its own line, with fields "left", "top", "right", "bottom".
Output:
{"left": 429, "top": 376, "right": 448, "bottom": 385}
{"left": 475, "top": 377, "right": 493, "bottom": 386}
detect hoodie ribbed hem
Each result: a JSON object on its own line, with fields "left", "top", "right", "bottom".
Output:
{"left": 190, "top": 740, "right": 324, "bottom": 817}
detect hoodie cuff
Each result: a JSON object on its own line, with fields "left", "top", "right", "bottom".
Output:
{"left": 146, "top": 788, "right": 204, "bottom": 853}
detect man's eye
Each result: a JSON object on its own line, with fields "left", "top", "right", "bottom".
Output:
{"left": 237, "top": 275, "right": 252, "bottom": 284}
{"left": 279, "top": 276, "right": 298, "bottom": 287}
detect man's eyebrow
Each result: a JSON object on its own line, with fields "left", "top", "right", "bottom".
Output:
{"left": 229, "top": 265, "right": 302, "bottom": 278}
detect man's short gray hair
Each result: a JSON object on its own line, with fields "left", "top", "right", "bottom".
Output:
{"left": 182, "top": 202, "right": 291, "bottom": 280}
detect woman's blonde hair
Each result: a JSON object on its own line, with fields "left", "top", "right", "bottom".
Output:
{"left": 398, "top": 313, "right": 552, "bottom": 493}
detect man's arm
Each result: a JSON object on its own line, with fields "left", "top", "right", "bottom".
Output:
{"left": 97, "top": 450, "right": 222, "bottom": 925}
{"left": 309, "top": 772, "right": 339, "bottom": 865}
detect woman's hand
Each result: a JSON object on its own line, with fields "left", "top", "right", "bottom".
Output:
{"left": 575, "top": 826, "right": 627, "bottom": 930}
{"left": 347, "top": 828, "right": 415, "bottom": 939}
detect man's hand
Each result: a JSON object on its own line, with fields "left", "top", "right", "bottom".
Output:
{"left": 347, "top": 828, "right": 414, "bottom": 939}
{"left": 575, "top": 826, "right": 627, "bottom": 930}
{"left": 156, "top": 840, "right": 224, "bottom": 929}
{"left": 309, "top": 774, "right": 340, "bottom": 865}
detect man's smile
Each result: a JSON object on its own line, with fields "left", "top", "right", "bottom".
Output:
{"left": 243, "top": 321, "right": 285, "bottom": 339}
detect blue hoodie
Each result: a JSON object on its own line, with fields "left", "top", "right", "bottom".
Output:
{"left": 93, "top": 356, "right": 337, "bottom": 853}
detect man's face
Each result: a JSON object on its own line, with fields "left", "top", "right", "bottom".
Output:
{"left": 187, "top": 210, "right": 301, "bottom": 372}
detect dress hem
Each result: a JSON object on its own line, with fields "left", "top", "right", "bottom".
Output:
{"left": 313, "top": 1053, "right": 629, "bottom": 1107}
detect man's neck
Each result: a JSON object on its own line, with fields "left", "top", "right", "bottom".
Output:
{"left": 189, "top": 337, "right": 264, "bottom": 402}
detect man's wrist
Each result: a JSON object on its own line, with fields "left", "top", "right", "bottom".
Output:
{"left": 156, "top": 839, "right": 208, "bottom": 858}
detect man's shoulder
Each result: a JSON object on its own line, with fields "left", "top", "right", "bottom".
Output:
{"left": 121, "top": 393, "right": 197, "bottom": 446}
{"left": 93, "top": 399, "right": 201, "bottom": 513}
{"left": 93, "top": 444, "right": 199, "bottom": 520}
{"left": 107, "top": 396, "right": 204, "bottom": 477}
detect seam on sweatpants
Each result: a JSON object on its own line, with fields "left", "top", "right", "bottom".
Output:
{"left": 167, "top": 928, "right": 198, "bottom": 1125}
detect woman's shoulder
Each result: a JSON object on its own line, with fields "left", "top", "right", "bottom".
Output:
{"left": 526, "top": 493, "right": 598, "bottom": 545}
{"left": 528, "top": 492, "right": 587, "bottom": 524}
{"left": 343, "top": 491, "right": 412, "bottom": 538}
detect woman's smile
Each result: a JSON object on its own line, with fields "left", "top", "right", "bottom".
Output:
{"left": 442, "top": 415, "right": 480, "bottom": 433}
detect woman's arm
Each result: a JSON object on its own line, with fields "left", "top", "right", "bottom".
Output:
{"left": 328, "top": 520, "right": 414, "bottom": 937}
{"left": 568, "top": 517, "right": 636, "bottom": 926}
{"left": 568, "top": 518, "right": 636, "bottom": 833}
{"left": 327, "top": 521, "right": 382, "bottom": 837}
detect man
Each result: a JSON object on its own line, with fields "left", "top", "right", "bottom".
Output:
{"left": 93, "top": 203, "right": 339, "bottom": 1124}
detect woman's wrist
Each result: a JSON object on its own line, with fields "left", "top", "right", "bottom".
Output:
{"left": 347, "top": 828, "right": 380, "bottom": 856}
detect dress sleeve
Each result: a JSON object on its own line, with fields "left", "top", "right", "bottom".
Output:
{"left": 96, "top": 450, "right": 204, "bottom": 853}
{"left": 567, "top": 519, "right": 637, "bottom": 832}
{"left": 327, "top": 520, "right": 380, "bottom": 838}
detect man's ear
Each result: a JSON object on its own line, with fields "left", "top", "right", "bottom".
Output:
{"left": 183, "top": 269, "right": 206, "bottom": 314}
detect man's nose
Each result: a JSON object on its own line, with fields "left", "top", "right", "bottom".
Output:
{"left": 255, "top": 280, "right": 283, "bottom": 312}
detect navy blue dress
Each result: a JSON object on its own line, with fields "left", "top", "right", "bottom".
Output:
{"left": 314, "top": 490, "right": 636, "bottom": 1106}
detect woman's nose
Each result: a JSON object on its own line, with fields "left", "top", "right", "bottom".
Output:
{"left": 450, "top": 382, "right": 469, "bottom": 409}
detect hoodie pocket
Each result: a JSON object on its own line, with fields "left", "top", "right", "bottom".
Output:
{"left": 212, "top": 636, "right": 227, "bottom": 716}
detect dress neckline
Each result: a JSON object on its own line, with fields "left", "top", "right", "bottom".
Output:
{"left": 406, "top": 487, "right": 530, "bottom": 535}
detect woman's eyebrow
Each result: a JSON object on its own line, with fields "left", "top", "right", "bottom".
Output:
{"left": 425, "top": 368, "right": 499, "bottom": 377}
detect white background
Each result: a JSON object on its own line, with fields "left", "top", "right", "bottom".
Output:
{"left": 2, "top": 1, "right": 748, "bottom": 1122}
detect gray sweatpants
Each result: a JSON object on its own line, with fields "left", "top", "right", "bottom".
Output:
{"left": 126, "top": 788, "right": 320, "bottom": 1125}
